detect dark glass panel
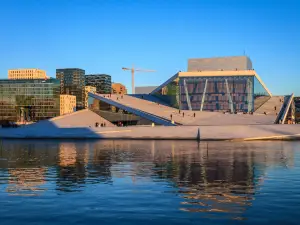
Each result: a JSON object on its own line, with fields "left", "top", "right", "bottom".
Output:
{"left": 253, "top": 76, "right": 271, "bottom": 111}
{"left": 153, "top": 77, "right": 180, "bottom": 108}
{"left": 179, "top": 76, "right": 253, "bottom": 112}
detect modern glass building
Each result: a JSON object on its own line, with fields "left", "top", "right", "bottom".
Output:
{"left": 151, "top": 70, "right": 272, "bottom": 112}
{"left": 85, "top": 74, "right": 111, "bottom": 94}
{"left": 0, "top": 78, "right": 60, "bottom": 122}
{"left": 56, "top": 68, "right": 85, "bottom": 110}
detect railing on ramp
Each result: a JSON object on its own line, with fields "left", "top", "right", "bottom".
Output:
{"left": 274, "top": 93, "right": 294, "bottom": 124}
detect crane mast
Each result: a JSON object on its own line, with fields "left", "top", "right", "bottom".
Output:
{"left": 122, "top": 65, "right": 155, "bottom": 94}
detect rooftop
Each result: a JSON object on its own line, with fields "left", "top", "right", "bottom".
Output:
{"left": 8, "top": 68, "right": 45, "bottom": 71}
{"left": 188, "top": 56, "right": 252, "bottom": 72}
{"left": 0, "top": 78, "right": 59, "bottom": 84}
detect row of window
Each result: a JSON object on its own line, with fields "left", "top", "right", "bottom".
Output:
{"left": 9, "top": 70, "right": 43, "bottom": 73}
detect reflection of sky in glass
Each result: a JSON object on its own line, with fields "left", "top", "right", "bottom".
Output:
{"left": 254, "top": 76, "right": 269, "bottom": 97}
{"left": 0, "top": 140, "right": 299, "bottom": 224}
{"left": 153, "top": 77, "right": 180, "bottom": 108}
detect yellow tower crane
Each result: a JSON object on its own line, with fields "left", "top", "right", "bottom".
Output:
{"left": 122, "top": 65, "right": 156, "bottom": 94}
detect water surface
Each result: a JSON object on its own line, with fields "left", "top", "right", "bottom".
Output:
{"left": 0, "top": 140, "right": 299, "bottom": 225}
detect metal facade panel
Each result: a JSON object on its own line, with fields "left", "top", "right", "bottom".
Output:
{"left": 135, "top": 86, "right": 158, "bottom": 94}
{"left": 188, "top": 56, "right": 252, "bottom": 72}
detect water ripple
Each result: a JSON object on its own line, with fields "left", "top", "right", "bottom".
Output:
{"left": 0, "top": 140, "right": 299, "bottom": 224}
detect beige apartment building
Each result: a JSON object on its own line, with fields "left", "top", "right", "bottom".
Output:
{"left": 85, "top": 86, "right": 96, "bottom": 108}
{"left": 112, "top": 83, "right": 127, "bottom": 95}
{"left": 60, "top": 95, "right": 76, "bottom": 116}
{"left": 8, "top": 69, "right": 47, "bottom": 80}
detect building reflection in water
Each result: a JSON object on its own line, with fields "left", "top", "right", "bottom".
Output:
{"left": 0, "top": 139, "right": 296, "bottom": 218}
{"left": 56, "top": 142, "right": 90, "bottom": 192}
{"left": 0, "top": 140, "right": 58, "bottom": 196}
{"left": 151, "top": 141, "right": 294, "bottom": 219}
{"left": 7, "top": 168, "right": 46, "bottom": 196}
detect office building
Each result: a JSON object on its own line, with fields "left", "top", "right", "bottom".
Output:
{"left": 85, "top": 74, "right": 111, "bottom": 94}
{"left": 151, "top": 56, "right": 271, "bottom": 112}
{"left": 60, "top": 95, "right": 76, "bottom": 116}
{"left": 112, "top": 83, "right": 127, "bottom": 95}
{"left": 84, "top": 86, "right": 96, "bottom": 109}
{"left": 56, "top": 68, "right": 85, "bottom": 110}
{"left": 8, "top": 69, "right": 47, "bottom": 80}
{"left": 0, "top": 78, "right": 61, "bottom": 122}
{"left": 0, "top": 79, "right": 76, "bottom": 123}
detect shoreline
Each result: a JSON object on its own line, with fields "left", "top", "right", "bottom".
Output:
{"left": 0, "top": 124, "right": 299, "bottom": 141}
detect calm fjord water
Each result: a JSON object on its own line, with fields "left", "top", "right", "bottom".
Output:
{"left": 0, "top": 140, "right": 299, "bottom": 225}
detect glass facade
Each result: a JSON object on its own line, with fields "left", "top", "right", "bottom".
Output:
{"left": 153, "top": 77, "right": 180, "bottom": 108}
{"left": 253, "top": 77, "right": 272, "bottom": 111}
{"left": 85, "top": 74, "right": 111, "bottom": 94}
{"left": 56, "top": 68, "right": 85, "bottom": 110}
{"left": 88, "top": 96, "right": 153, "bottom": 126}
{"left": 153, "top": 74, "right": 270, "bottom": 112}
{"left": 0, "top": 79, "right": 60, "bottom": 122}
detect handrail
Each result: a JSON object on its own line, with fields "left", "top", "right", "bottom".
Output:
{"left": 88, "top": 93, "right": 178, "bottom": 126}
{"left": 274, "top": 100, "right": 286, "bottom": 124}
{"left": 274, "top": 94, "right": 294, "bottom": 124}
{"left": 280, "top": 93, "right": 294, "bottom": 124}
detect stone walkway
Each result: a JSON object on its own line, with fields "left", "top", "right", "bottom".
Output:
{"left": 255, "top": 96, "right": 284, "bottom": 115}
{"left": 1, "top": 123, "right": 299, "bottom": 141}
{"left": 28, "top": 109, "right": 115, "bottom": 128}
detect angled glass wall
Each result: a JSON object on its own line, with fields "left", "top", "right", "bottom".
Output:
{"left": 179, "top": 76, "right": 254, "bottom": 112}
{"left": 152, "top": 77, "right": 180, "bottom": 108}
{"left": 253, "top": 77, "right": 271, "bottom": 111}
{"left": 151, "top": 74, "right": 270, "bottom": 113}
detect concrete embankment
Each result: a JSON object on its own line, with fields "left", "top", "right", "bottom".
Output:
{"left": 0, "top": 124, "right": 300, "bottom": 141}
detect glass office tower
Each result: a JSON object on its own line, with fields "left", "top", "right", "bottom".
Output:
{"left": 152, "top": 71, "right": 271, "bottom": 112}
{"left": 56, "top": 68, "right": 85, "bottom": 110}
{"left": 0, "top": 79, "right": 60, "bottom": 122}
{"left": 85, "top": 74, "right": 111, "bottom": 94}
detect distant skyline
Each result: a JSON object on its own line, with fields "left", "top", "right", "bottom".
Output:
{"left": 0, "top": 0, "right": 299, "bottom": 95}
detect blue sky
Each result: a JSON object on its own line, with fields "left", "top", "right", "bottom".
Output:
{"left": 0, "top": 0, "right": 299, "bottom": 95}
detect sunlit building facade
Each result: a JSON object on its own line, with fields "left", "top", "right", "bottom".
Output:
{"left": 112, "top": 83, "right": 127, "bottom": 95}
{"left": 8, "top": 68, "right": 47, "bottom": 80}
{"left": 60, "top": 95, "right": 76, "bottom": 116}
{"left": 84, "top": 86, "right": 96, "bottom": 109}
{"left": 151, "top": 57, "right": 272, "bottom": 112}
{"left": 56, "top": 68, "right": 85, "bottom": 110}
